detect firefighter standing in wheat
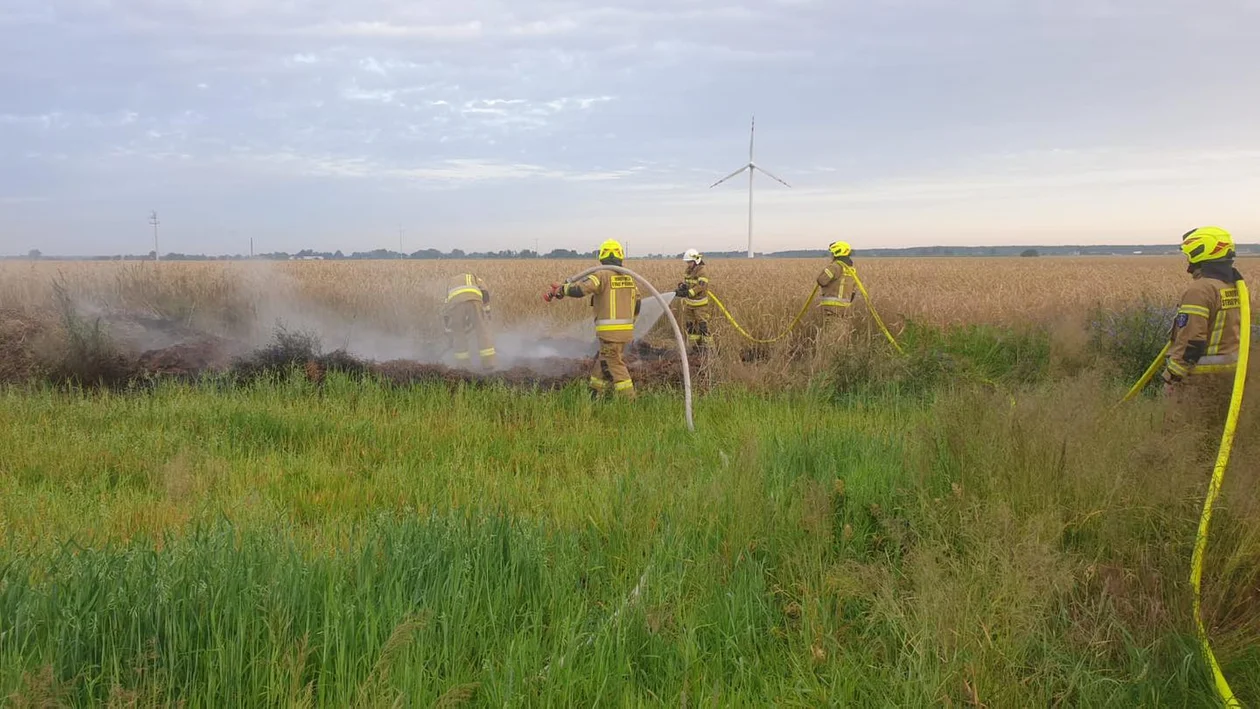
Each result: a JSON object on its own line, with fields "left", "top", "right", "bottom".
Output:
{"left": 443, "top": 273, "right": 496, "bottom": 371}
{"left": 1162, "top": 227, "right": 1244, "bottom": 415}
{"left": 674, "top": 248, "right": 712, "bottom": 354}
{"left": 544, "top": 239, "right": 642, "bottom": 398}
{"left": 817, "top": 241, "right": 858, "bottom": 319}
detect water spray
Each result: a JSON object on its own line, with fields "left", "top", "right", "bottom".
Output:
{"left": 561, "top": 264, "right": 694, "bottom": 432}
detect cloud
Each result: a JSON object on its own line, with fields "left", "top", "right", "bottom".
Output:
{"left": 299, "top": 20, "right": 485, "bottom": 40}
{"left": 234, "top": 152, "right": 644, "bottom": 185}
{"left": 360, "top": 57, "right": 388, "bottom": 76}
{"left": 507, "top": 17, "right": 582, "bottom": 36}
{"left": 545, "top": 96, "right": 614, "bottom": 111}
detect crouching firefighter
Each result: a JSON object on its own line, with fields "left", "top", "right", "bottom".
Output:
{"left": 817, "top": 241, "right": 857, "bottom": 319}
{"left": 1162, "top": 226, "right": 1245, "bottom": 414}
{"left": 443, "top": 273, "right": 496, "bottom": 371}
{"left": 544, "top": 239, "right": 642, "bottom": 398}
{"left": 674, "top": 248, "right": 712, "bottom": 354}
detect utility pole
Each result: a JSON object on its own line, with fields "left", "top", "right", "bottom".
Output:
{"left": 398, "top": 225, "right": 404, "bottom": 257}
{"left": 149, "top": 210, "right": 160, "bottom": 261}
{"left": 535, "top": 238, "right": 540, "bottom": 258}
{"left": 250, "top": 237, "right": 254, "bottom": 258}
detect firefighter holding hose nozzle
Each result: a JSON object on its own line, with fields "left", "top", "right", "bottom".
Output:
{"left": 544, "top": 239, "right": 642, "bottom": 399}
{"left": 674, "top": 248, "right": 712, "bottom": 354}
{"left": 1162, "top": 227, "right": 1245, "bottom": 422}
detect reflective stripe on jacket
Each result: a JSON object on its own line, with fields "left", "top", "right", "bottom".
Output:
{"left": 683, "top": 262, "right": 710, "bottom": 307}
{"left": 1165, "top": 266, "right": 1243, "bottom": 379}
{"left": 445, "top": 273, "right": 487, "bottom": 306}
{"left": 816, "top": 259, "right": 855, "bottom": 306}
{"left": 572, "top": 269, "right": 640, "bottom": 343}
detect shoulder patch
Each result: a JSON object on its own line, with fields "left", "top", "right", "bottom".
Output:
{"left": 1174, "top": 313, "right": 1189, "bottom": 329}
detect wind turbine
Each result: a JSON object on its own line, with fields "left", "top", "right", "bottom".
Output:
{"left": 710, "top": 116, "right": 791, "bottom": 259}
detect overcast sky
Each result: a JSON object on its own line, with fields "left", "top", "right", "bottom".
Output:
{"left": 1, "top": 0, "right": 1258, "bottom": 256}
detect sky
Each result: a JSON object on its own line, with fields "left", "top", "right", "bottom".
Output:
{"left": 1, "top": 0, "right": 1258, "bottom": 256}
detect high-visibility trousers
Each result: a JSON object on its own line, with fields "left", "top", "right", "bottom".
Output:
{"left": 444, "top": 300, "right": 496, "bottom": 371}
{"left": 683, "top": 304, "right": 712, "bottom": 349}
{"left": 590, "top": 338, "right": 634, "bottom": 398}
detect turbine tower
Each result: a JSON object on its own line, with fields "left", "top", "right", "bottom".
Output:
{"left": 710, "top": 116, "right": 791, "bottom": 259}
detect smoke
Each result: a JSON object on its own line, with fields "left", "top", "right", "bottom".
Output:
{"left": 42, "top": 260, "right": 676, "bottom": 374}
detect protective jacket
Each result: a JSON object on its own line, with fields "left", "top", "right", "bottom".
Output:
{"left": 682, "top": 262, "right": 710, "bottom": 307}
{"left": 1164, "top": 261, "right": 1243, "bottom": 382}
{"left": 816, "top": 257, "right": 856, "bottom": 310}
{"left": 564, "top": 268, "right": 641, "bottom": 344}
{"left": 444, "top": 274, "right": 490, "bottom": 308}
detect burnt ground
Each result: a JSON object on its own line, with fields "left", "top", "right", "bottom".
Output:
{"left": 0, "top": 309, "right": 44, "bottom": 383}
{"left": 0, "top": 310, "right": 694, "bottom": 392}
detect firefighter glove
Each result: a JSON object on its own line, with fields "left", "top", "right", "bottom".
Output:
{"left": 674, "top": 283, "right": 689, "bottom": 298}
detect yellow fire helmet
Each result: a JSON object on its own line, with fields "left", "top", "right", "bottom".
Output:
{"left": 829, "top": 241, "right": 852, "bottom": 259}
{"left": 1180, "top": 226, "right": 1235, "bottom": 264}
{"left": 598, "top": 239, "right": 625, "bottom": 262}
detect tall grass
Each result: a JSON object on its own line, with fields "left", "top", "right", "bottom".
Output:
{"left": 2, "top": 361, "right": 1257, "bottom": 705}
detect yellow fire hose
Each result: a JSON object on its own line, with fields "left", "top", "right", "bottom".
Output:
{"left": 1122, "top": 280, "right": 1250, "bottom": 708}
{"left": 706, "top": 267, "right": 905, "bottom": 353}
{"left": 847, "top": 267, "right": 905, "bottom": 355}
{"left": 707, "top": 285, "right": 819, "bottom": 344}
{"left": 1191, "top": 277, "right": 1249, "bottom": 709}
{"left": 1121, "top": 341, "right": 1172, "bottom": 403}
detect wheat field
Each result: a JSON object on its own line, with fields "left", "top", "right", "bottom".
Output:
{"left": 2, "top": 255, "right": 1246, "bottom": 338}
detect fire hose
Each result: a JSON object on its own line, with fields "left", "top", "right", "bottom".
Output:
{"left": 707, "top": 266, "right": 904, "bottom": 354}
{"left": 707, "top": 285, "right": 818, "bottom": 344}
{"left": 1121, "top": 279, "right": 1251, "bottom": 708}
{"left": 554, "top": 265, "right": 694, "bottom": 432}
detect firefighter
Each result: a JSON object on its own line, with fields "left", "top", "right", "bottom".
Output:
{"left": 817, "top": 241, "right": 857, "bottom": 319}
{"left": 443, "top": 273, "right": 496, "bottom": 371}
{"left": 673, "top": 248, "right": 712, "bottom": 353}
{"left": 544, "top": 239, "right": 642, "bottom": 398}
{"left": 1161, "top": 227, "right": 1244, "bottom": 413}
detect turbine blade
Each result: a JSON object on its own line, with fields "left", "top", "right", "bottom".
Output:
{"left": 710, "top": 164, "right": 750, "bottom": 188}
{"left": 752, "top": 164, "right": 791, "bottom": 188}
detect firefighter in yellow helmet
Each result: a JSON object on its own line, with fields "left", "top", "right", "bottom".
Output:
{"left": 544, "top": 239, "right": 642, "bottom": 398}
{"left": 816, "top": 241, "right": 857, "bottom": 318}
{"left": 1162, "top": 226, "right": 1245, "bottom": 400}
{"left": 673, "top": 248, "right": 712, "bottom": 354}
{"left": 442, "top": 273, "right": 496, "bottom": 371}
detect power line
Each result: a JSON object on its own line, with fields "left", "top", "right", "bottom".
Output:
{"left": 148, "top": 210, "right": 160, "bottom": 262}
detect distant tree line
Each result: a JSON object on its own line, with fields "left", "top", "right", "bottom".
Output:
{"left": 10, "top": 243, "right": 1259, "bottom": 261}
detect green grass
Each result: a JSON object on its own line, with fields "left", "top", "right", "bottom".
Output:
{"left": 0, "top": 373, "right": 1257, "bottom": 706}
